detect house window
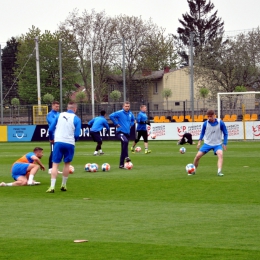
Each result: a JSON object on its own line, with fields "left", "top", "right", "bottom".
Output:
{"left": 175, "top": 102, "right": 180, "bottom": 106}
{"left": 154, "top": 104, "right": 159, "bottom": 110}
{"left": 153, "top": 83, "right": 158, "bottom": 95}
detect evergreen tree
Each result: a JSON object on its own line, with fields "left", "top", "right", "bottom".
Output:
{"left": 1, "top": 37, "right": 19, "bottom": 104}
{"left": 175, "top": 0, "right": 224, "bottom": 65}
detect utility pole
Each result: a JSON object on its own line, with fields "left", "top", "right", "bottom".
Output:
{"left": 189, "top": 32, "right": 195, "bottom": 121}
{"left": 122, "top": 38, "right": 126, "bottom": 102}
{"left": 35, "top": 37, "right": 41, "bottom": 110}
{"left": 59, "top": 40, "right": 63, "bottom": 111}
{"left": 90, "top": 45, "right": 95, "bottom": 118}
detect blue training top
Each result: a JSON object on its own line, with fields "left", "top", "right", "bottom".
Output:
{"left": 109, "top": 109, "right": 135, "bottom": 135}
{"left": 88, "top": 116, "right": 110, "bottom": 132}
{"left": 136, "top": 111, "right": 148, "bottom": 131}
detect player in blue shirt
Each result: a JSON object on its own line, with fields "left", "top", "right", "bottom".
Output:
{"left": 46, "top": 102, "right": 81, "bottom": 193}
{"left": 109, "top": 101, "right": 135, "bottom": 169}
{"left": 193, "top": 110, "right": 228, "bottom": 176}
{"left": 87, "top": 110, "right": 110, "bottom": 156}
{"left": 46, "top": 101, "right": 60, "bottom": 174}
{"left": 131, "top": 105, "right": 151, "bottom": 154}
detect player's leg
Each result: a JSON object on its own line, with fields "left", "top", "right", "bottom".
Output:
{"left": 26, "top": 163, "right": 40, "bottom": 185}
{"left": 117, "top": 132, "right": 129, "bottom": 168}
{"left": 9, "top": 163, "right": 30, "bottom": 186}
{"left": 142, "top": 131, "right": 151, "bottom": 153}
{"left": 48, "top": 143, "right": 53, "bottom": 173}
{"left": 131, "top": 131, "right": 140, "bottom": 152}
{"left": 215, "top": 145, "right": 224, "bottom": 176}
{"left": 60, "top": 143, "right": 75, "bottom": 191}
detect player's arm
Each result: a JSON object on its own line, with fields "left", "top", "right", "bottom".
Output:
{"left": 109, "top": 112, "right": 119, "bottom": 127}
{"left": 49, "top": 116, "right": 59, "bottom": 143}
{"left": 31, "top": 155, "right": 45, "bottom": 170}
{"left": 220, "top": 121, "right": 228, "bottom": 146}
{"left": 130, "top": 113, "right": 135, "bottom": 127}
{"left": 197, "top": 122, "right": 206, "bottom": 147}
{"left": 74, "top": 116, "right": 82, "bottom": 141}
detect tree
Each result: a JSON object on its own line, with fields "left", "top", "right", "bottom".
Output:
{"left": 43, "top": 93, "right": 54, "bottom": 104}
{"left": 1, "top": 37, "right": 19, "bottom": 104}
{"left": 110, "top": 90, "right": 121, "bottom": 110}
{"left": 59, "top": 9, "right": 118, "bottom": 103}
{"left": 14, "top": 26, "right": 78, "bottom": 104}
{"left": 175, "top": 0, "right": 224, "bottom": 65}
{"left": 199, "top": 87, "right": 209, "bottom": 113}
{"left": 75, "top": 91, "right": 86, "bottom": 103}
{"left": 194, "top": 28, "right": 260, "bottom": 100}
{"left": 162, "top": 88, "right": 172, "bottom": 110}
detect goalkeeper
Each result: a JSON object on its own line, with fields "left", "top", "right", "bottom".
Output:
{"left": 131, "top": 105, "right": 151, "bottom": 154}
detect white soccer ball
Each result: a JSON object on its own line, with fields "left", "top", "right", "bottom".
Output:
{"left": 124, "top": 161, "right": 133, "bottom": 170}
{"left": 186, "top": 163, "right": 196, "bottom": 175}
{"left": 84, "top": 163, "right": 91, "bottom": 172}
{"left": 69, "top": 165, "right": 75, "bottom": 174}
{"left": 102, "top": 163, "right": 110, "bottom": 172}
{"left": 150, "top": 134, "right": 156, "bottom": 139}
{"left": 180, "top": 147, "right": 186, "bottom": 154}
{"left": 135, "top": 146, "right": 141, "bottom": 152}
{"left": 89, "top": 164, "right": 98, "bottom": 172}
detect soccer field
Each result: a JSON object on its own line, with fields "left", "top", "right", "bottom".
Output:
{"left": 0, "top": 140, "right": 259, "bottom": 260}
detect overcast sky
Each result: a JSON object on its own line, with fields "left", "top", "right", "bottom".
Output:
{"left": 0, "top": 0, "right": 259, "bottom": 46}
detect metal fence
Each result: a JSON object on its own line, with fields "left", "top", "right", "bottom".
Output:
{"left": 1, "top": 98, "right": 260, "bottom": 125}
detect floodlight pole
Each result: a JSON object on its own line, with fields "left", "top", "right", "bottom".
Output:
{"left": 35, "top": 37, "right": 41, "bottom": 107}
{"left": 122, "top": 38, "right": 126, "bottom": 102}
{"left": 189, "top": 32, "right": 195, "bottom": 121}
{"left": 59, "top": 40, "right": 63, "bottom": 111}
{"left": 90, "top": 45, "right": 95, "bottom": 118}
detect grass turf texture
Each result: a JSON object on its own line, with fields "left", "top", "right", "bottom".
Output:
{"left": 0, "top": 141, "right": 260, "bottom": 260}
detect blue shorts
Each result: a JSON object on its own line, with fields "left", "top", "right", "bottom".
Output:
{"left": 90, "top": 131, "right": 102, "bottom": 142}
{"left": 12, "top": 163, "right": 29, "bottom": 180}
{"left": 52, "top": 142, "right": 75, "bottom": 163}
{"left": 200, "top": 144, "right": 222, "bottom": 155}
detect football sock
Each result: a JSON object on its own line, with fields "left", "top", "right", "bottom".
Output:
{"left": 6, "top": 183, "right": 13, "bottom": 186}
{"left": 94, "top": 151, "right": 98, "bottom": 155}
{"left": 99, "top": 149, "right": 103, "bottom": 153}
{"left": 62, "top": 176, "right": 68, "bottom": 186}
{"left": 28, "top": 174, "right": 34, "bottom": 184}
{"left": 51, "top": 178, "right": 56, "bottom": 188}
{"left": 218, "top": 168, "right": 221, "bottom": 173}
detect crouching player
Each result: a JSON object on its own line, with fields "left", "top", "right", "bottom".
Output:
{"left": 0, "top": 147, "right": 45, "bottom": 186}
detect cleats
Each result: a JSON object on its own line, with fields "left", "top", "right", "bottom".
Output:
{"left": 217, "top": 172, "right": 224, "bottom": 177}
{"left": 99, "top": 152, "right": 104, "bottom": 155}
{"left": 48, "top": 169, "right": 63, "bottom": 174}
{"left": 60, "top": 185, "right": 67, "bottom": 191}
{"left": 46, "top": 187, "right": 55, "bottom": 193}
{"left": 125, "top": 157, "right": 131, "bottom": 162}
{"left": 0, "top": 182, "right": 7, "bottom": 186}
{"left": 119, "top": 165, "right": 126, "bottom": 169}
{"left": 130, "top": 147, "right": 135, "bottom": 153}
{"left": 145, "top": 149, "right": 151, "bottom": 154}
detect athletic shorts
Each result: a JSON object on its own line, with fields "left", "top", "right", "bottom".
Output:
{"left": 90, "top": 131, "right": 102, "bottom": 142}
{"left": 52, "top": 142, "right": 75, "bottom": 163}
{"left": 135, "top": 130, "right": 148, "bottom": 142}
{"left": 12, "top": 163, "right": 29, "bottom": 180}
{"left": 199, "top": 144, "right": 223, "bottom": 155}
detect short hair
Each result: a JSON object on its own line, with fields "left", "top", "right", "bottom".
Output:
{"left": 33, "top": 147, "right": 43, "bottom": 152}
{"left": 100, "top": 110, "right": 106, "bottom": 116}
{"left": 123, "top": 101, "right": 130, "bottom": 106}
{"left": 67, "top": 101, "right": 77, "bottom": 110}
{"left": 52, "top": 101, "right": 59, "bottom": 105}
{"left": 140, "top": 105, "right": 146, "bottom": 109}
{"left": 206, "top": 109, "right": 215, "bottom": 116}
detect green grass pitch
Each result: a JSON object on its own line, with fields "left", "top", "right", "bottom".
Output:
{"left": 0, "top": 140, "right": 260, "bottom": 260}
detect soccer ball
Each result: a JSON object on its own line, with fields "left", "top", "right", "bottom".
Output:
{"left": 186, "top": 163, "right": 196, "bottom": 175}
{"left": 69, "top": 165, "right": 75, "bottom": 174}
{"left": 180, "top": 147, "right": 186, "bottom": 154}
{"left": 84, "top": 163, "right": 92, "bottom": 172}
{"left": 102, "top": 163, "right": 110, "bottom": 172}
{"left": 92, "top": 163, "right": 99, "bottom": 171}
{"left": 150, "top": 134, "right": 156, "bottom": 139}
{"left": 135, "top": 146, "right": 141, "bottom": 152}
{"left": 124, "top": 161, "right": 133, "bottom": 170}
{"left": 89, "top": 163, "right": 98, "bottom": 172}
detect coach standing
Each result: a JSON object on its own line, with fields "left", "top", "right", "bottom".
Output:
{"left": 109, "top": 101, "right": 135, "bottom": 169}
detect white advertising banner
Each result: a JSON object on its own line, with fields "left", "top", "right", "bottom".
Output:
{"left": 147, "top": 121, "right": 260, "bottom": 140}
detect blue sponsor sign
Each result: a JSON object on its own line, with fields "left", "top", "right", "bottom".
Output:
{"left": 8, "top": 125, "right": 36, "bottom": 142}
